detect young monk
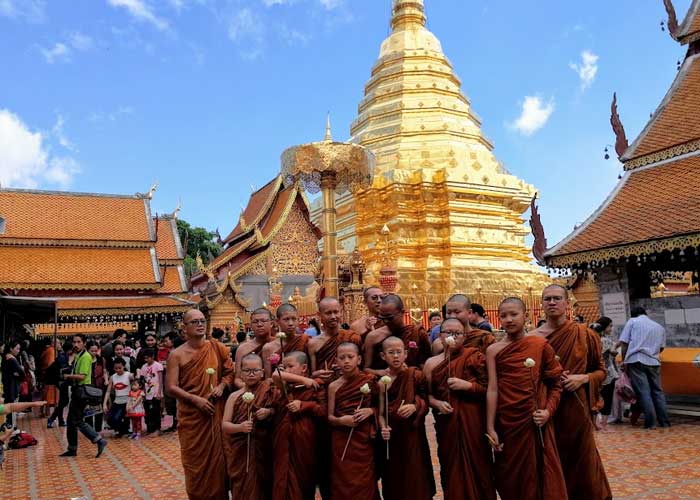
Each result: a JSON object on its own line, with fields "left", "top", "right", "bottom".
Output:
{"left": 263, "top": 303, "right": 310, "bottom": 378}
{"left": 327, "top": 342, "right": 380, "bottom": 500}
{"left": 222, "top": 354, "right": 278, "bottom": 500}
{"left": 486, "top": 297, "right": 567, "bottom": 500}
{"left": 378, "top": 337, "right": 435, "bottom": 500}
{"left": 424, "top": 318, "right": 495, "bottom": 500}
{"left": 234, "top": 308, "right": 274, "bottom": 387}
{"left": 272, "top": 351, "right": 326, "bottom": 500}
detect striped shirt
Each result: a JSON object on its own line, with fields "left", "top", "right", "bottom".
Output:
{"left": 619, "top": 315, "right": 666, "bottom": 366}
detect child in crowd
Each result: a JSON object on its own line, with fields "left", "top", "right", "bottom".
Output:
{"left": 327, "top": 342, "right": 379, "bottom": 500}
{"left": 103, "top": 357, "right": 133, "bottom": 438}
{"left": 223, "top": 353, "right": 278, "bottom": 500}
{"left": 379, "top": 337, "right": 435, "bottom": 500}
{"left": 486, "top": 298, "right": 567, "bottom": 500}
{"left": 126, "top": 379, "right": 145, "bottom": 440}
{"left": 140, "top": 348, "right": 163, "bottom": 435}
{"left": 272, "top": 351, "right": 326, "bottom": 500}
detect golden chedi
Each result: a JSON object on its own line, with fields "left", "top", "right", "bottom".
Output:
{"left": 332, "top": 0, "right": 550, "bottom": 307}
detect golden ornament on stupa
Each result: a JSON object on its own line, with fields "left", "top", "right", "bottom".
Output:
{"left": 281, "top": 116, "right": 375, "bottom": 297}
{"left": 326, "top": 0, "right": 550, "bottom": 309}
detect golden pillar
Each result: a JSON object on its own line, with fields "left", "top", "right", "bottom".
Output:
{"left": 320, "top": 171, "right": 339, "bottom": 297}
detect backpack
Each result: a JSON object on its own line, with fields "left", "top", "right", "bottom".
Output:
{"left": 8, "top": 431, "right": 38, "bottom": 449}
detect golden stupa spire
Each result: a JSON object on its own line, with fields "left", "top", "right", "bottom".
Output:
{"left": 391, "top": 0, "right": 426, "bottom": 31}
{"left": 324, "top": 112, "right": 332, "bottom": 142}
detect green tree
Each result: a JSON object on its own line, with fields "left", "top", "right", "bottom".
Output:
{"left": 176, "top": 219, "right": 223, "bottom": 278}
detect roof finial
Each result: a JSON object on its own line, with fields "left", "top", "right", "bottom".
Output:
{"left": 147, "top": 181, "right": 158, "bottom": 199}
{"left": 324, "top": 112, "right": 333, "bottom": 142}
{"left": 610, "top": 93, "right": 629, "bottom": 159}
{"left": 172, "top": 197, "right": 182, "bottom": 219}
{"left": 391, "top": 0, "right": 426, "bottom": 32}
{"left": 662, "top": 0, "right": 679, "bottom": 40}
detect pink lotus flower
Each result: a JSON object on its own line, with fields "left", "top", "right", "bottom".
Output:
{"left": 268, "top": 353, "right": 281, "bottom": 367}
{"left": 408, "top": 341, "right": 418, "bottom": 349}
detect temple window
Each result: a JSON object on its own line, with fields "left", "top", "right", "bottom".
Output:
{"left": 0, "top": 216, "right": 5, "bottom": 234}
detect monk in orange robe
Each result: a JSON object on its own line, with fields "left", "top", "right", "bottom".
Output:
{"left": 432, "top": 294, "right": 496, "bottom": 355}
{"left": 235, "top": 307, "right": 274, "bottom": 387}
{"left": 486, "top": 298, "right": 567, "bottom": 500}
{"left": 535, "top": 284, "right": 611, "bottom": 500}
{"left": 223, "top": 353, "right": 279, "bottom": 500}
{"left": 424, "top": 318, "right": 495, "bottom": 500}
{"left": 349, "top": 286, "right": 385, "bottom": 341}
{"left": 364, "top": 294, "right": 431, "bottom": 375}
{"left": 328, "top": 342, "right": 380, "bottom": 500}
{"left": 272, "top": 351, "right": 326, "bottom": 500}
{"left": 378, "top": 337, "right": 435, "bottom": 500}
{"left": 263, "top": 303, "right": 310, "bottom": 378}
{"left": 166, "top": 309, "right": 235, "bottom": 500}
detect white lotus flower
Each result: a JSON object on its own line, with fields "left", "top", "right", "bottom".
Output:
{"left": 241, "top": 392, "right": 255, "bottom": 404}
{"left": 360, "top": 383, "right": 371, "bottom": 395}
{"left": 380, "top": 375, "right": 392, "bottom": 385}
{"left": 277, "top": 332, "right": 287, "bottom": 341}
{"left": 524, "top": 358, "right": 536, "bottom": 368}
{"left": 445, "top": 336, "right": 456, "bottom": 347}
{"left": 205, "top": 368, "right": 216, "bottom": 375}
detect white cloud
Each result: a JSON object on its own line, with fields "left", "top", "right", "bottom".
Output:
{"left": 107, "top": 0, "right": 170, "bottom": 31}
{"left": 511, "top": 96, "right": 555, "bottom": 136}
{"left": 569, "top": 50, "right": 599, "bottom": 90}
{"left": 69, "top": 32, "right": 94, "bottom": 51}
{"left": 279, "top": 25, "right": 310, "bottom": 45}
{"left": 0, "top": 0, "right": 45, "bottom": 22}
{"left": 319, "top": 0, "right": 343, "bottom": 9}
{"left": 51, "top": 114, "right": 77, "bottom": 152}
{"left": 262, "top": 0, "right": 290, "bottom": 5}
{"left": 87, "top": 105, "right": 135, "bottom": 123}
{"left": 227, "top": 8, "right": 265, "bottom": 59}
{"left": 40, "top": 43, "right": 70, "bottom": 63}
{"left": 0, "top": 109, "right": 79, "bottom": 189}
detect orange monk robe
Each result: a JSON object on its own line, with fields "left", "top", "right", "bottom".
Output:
{"left": 315, "top": 329, "right": 362, "bottom": 379}
{"left": 463, "top": 328, "right": 496, "bottom": 354}
{"left": 280, "top": 332, "right": 310, "bottom": 356}
{"left": 225, "top": 380, "right": 280, "bottom": 500}
{"left": 40, "top": 346, "right": 58, "bottom": 406}
{"left": 431, "top": 346, "right": 495, "bottom": 500}
{"left": 178, "top": 340, "right": 235, "bottom": 500}
{"left": 369, "top": 324, "right": 431, "bottom": 371}
{"left": 380, "top": 368, "right": 435, "bottom": 500}
{"left": 331, "top": 372, "right": 381, "bottom": 500}
{"left": 272, "top": 382, "right": 327, "bottom": 500}
{"left": 546, "top": 321, "right": 611, "bottom": 500}
{"left": 494, "top": 335, "right": 567, "bottom": 500}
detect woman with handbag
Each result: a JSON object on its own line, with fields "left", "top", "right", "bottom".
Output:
{"left": 58, "top": 334, "right": 108, "bottom": 459}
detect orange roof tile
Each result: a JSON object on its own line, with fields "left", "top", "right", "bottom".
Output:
{"left": 622, "top": 54, "right": 700, "bottom": 162}
{"left": 154, "top": 217, "right": 183, "bottom": 260}
{"left": 677, "top": 0, "right": 700, "bottom": 43}
{"left": 258, "top": 185, "right": 297, "bottom": 242}
{"left": 57, "top": 296, "right": 194, "bottom": 317}
{"left": 157, "top": 266, "right": 187, "bottom": 294}
{"left": 34, "top": 322, "right": 138, "bottom": 336}
{"left": 546, "top": 155, "right": 700, "bottom": 263}
{"left": 0, "top": 247, "right": 159, "bottom": 289}
{"left": 0, "top": 189, "right": 153, "bottom": 242}
{"left": 222, "top": 177, "right": 281, "bottom": 244}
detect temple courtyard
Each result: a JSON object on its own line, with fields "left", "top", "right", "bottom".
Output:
{"left": 1, "top": 414, "right": 698, "bottom": 500}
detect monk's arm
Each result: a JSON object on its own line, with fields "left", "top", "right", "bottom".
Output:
{"left": 327, "top": 382, "right": 351, "bottom": 427}
{"left": 233, "top": 346, "right": 246, "bottom": 389}
{"left": 584, "top": 331, "right": 606, "bottom": 410}
{"left": 221, "top": 393, "right": 245, "bottom": 434}
{"left": 271, "top": 370, "right": 316, "bottom": 387}
{"left": 308, "top": 340, "right": 319, "bottom": 374}
{"left": 303, "top": 386, "right": 327, "bottom": 417}
{"left": 485, "top": 346, "right": 499, "bottom": 436}
{"left": 431, "top": 340, "right": 444, "bottom": 356}
{"left": 0, "top": 401, "right": 46, "bottom": 415}
{"left": 262, "top": 343, "right": 275, "bottom": 379}
{"left": 363, "top": 336, "right": 385, "bottom": 376}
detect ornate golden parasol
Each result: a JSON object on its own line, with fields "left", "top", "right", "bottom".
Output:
{"left": 281, "top": 117, "right": 375, "bottom": 297}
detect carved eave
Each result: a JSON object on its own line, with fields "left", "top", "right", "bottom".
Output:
{"left": 610, "top": 93, "right": 629, "bottom": 159}
{"left": 529, "top": 195, "right": 547, "bottom": 266}
{"left": 676, "top": 0, "right": 700, "bottom": 45}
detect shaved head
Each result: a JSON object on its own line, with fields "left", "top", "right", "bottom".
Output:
{"left": 542, "top": 284, "right": 568, "bottom": 299}
{"left": 380, "top": 294, "right": 404, "bottom": 312}
{"left": 500, "top": 297, "right": 526, "bottom": 312}
{"left": 447, "top": 294, "right": 471, "bottom": 309}
{"left": 440, "top": 318, "right": 464, "bottom": 332}
{"left": 276, "top": 303, "right": 297, "bottom": 318}
{"left": 337, "top": 341, "right": 359, "bottom": 354}
{"left": 252, "top": 307, "right": 274, "bottom": 320}
{"left": 319, "top": 296, "right": 340, "bottom": 312}
{"left": 285, "top": 350, "right": 308, "bottom": 365}
{"left": 242, "top": 353, "right": 263, "bottom": 366}
{"left": 183, "top": 309, "right": 204, "bottom": 321}
{"left": 382, "top": 336, "right": 404, "bottom": 352}
{"left": 363, "top": 287, "right": 383, "bottom": 300}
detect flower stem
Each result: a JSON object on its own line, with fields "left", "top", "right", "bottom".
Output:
{"left": 385, "top": 390, "right": 390, "bottom": 460}
{"left": 341, "top": 396, "right": 364, "bottom": 462}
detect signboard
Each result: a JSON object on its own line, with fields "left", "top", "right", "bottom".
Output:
{"left": 601, "top": 292, "right": 628, "bottom": 326}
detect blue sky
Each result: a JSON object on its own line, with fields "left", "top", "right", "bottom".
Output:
{"left": 0, "top": 0, "right": 693, "bottom": 248}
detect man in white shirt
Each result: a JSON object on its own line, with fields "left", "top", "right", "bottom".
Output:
{"left": 620, "top": 306, "right": 671, "bottom": 429}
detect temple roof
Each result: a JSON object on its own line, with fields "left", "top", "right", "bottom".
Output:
{"left": 158, "top": 266, "right": 188, "bottom": 294}
{"left": 0, "top": 189, "right": 153, "bottom": 244}
{"left": 545, "top": 153, "right": 700, "bottom": 267}
{"left": 222, "top": 176, "right": 282, "bottom": 244}
{"left": 154, "top": 216, "right": 184, "bottom": 260}
{"left": 56, "top": 296, "right": 195, "bottom": 317}
{"left": 0, "top": 246, "right": 161, "bottom": 290}
{"left": 621, "top": 52, "right": 700, "bottom": 167}
{"left": 33, "top": 321, "right": 139, "bottom": 336}
{"left": 676, "top": 0, "right": 700, "bottom": 44}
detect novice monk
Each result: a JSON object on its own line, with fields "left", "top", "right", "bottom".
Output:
{"left": 378, "top": 337, "right": 435, "bottom": 500}
{"left": 424, "top": 318, "right": 495, "bottom": 500}
{"left": 536, "top": 284, "right": 611, "bottom": 500}
{"left": 263, "top": 304, "right": 310, "bottom": 378}
{"left": 486, "top": 297, "right": 567, "bottom": 500}
{"left": 167, "top": 309, "right": 235, "bottom": 500}
{"left": 432, "top": 294, "right": 496, "bottom": 355}
{"left": 364, "top": 294, "right": 431, "bottom": 375}
{"left": 349, "top": 286, "right": 385, "bottom": 340}
{"left": 272, "top": 351, "right": 326, "bottom": 500}
{"left": 235, "top": 308, "right": 274, "bottom": 387}
{"left": 223, "top": 354, "right": 278, "bottom": 500}
{"left": 327, "top": 342, "right": 380, "bottom": 500}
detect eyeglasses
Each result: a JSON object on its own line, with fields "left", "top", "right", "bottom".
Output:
{"left": 241, "top": 368, "right": 263, "bottom": 374}
{"left": 186, "top": 319, "right": 207, "bottom": 325}
{"left": 543, "top": 296, "right": 565, "bottom": 303}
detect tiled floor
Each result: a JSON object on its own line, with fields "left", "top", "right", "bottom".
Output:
{"left": 1, "top": 412, "right": 699, "bottom": 499}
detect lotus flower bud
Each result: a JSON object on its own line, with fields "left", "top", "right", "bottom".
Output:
{"left": 524, "top": 358, "right": 536, "bottom": 368}
{"left": 360, "top": 383, "right": 371, "bottom": 394}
